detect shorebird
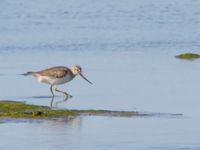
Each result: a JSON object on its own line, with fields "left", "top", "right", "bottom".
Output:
{"left": 23, "top": 65, "right": 92, "bottom": 99}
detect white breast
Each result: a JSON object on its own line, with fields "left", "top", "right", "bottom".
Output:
{"left": 37, "top": 74, "right": 73, "bottom": 85}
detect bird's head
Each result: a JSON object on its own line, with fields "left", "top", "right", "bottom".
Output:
{"left": 71, "top": 65, "right": 82, "bottom": 75}
{"left": 71, "top": 65, "right": 92, "bottom": 84}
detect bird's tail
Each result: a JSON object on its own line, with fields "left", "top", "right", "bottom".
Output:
{"left": 22, "top": 72, "right": 34, "bottom": 76}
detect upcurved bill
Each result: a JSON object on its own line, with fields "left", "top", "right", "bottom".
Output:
{"left": 80, "top": 73, "right": 93, "bottom": 84}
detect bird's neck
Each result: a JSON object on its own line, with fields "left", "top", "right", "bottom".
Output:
{"left": 70, "top": 70, "right": 76, "bottom": 78}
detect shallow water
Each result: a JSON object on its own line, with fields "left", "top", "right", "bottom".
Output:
{"left": 0, "top": 116, "right": 200, "bottom": 150}
{"left": 1, "top": 0, "right": 200, "bottom": 149}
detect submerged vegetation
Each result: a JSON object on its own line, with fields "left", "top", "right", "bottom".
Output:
{"left": 175, "top": 53, "right": 200, "bottom": 60}
{"left": 0, "top": 101, "right": 149, "bottom": 119}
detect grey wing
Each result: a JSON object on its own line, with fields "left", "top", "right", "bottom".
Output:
{"left": 49, "top": 70, "right": 68, "bottom": 78}
{"left": 39, "top": 67, "right": 69, "bottom": 78}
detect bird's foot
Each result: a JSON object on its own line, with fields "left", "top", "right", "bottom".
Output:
{"left": 63, "top": 92, "right": 72, "bottom": 101}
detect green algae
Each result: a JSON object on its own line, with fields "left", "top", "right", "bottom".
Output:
{"left": 175, "top": 53, "right": 200, "bottom": 60}
{"left": 0, "top": 101, "right": 147, "bottom": 119}
{"left": 0, "top": 101, "right": 78, "bottom": 119}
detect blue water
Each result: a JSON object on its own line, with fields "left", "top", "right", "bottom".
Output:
{"left": 0, "top": 0, "right": 200, "bottom": 149}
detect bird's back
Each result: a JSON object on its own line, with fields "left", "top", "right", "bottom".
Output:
{"left": 37, "top": 66, "right": 71, "bottom": 78}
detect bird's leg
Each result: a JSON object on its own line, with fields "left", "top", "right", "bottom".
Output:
{"left": 50, "top": 85, "right": 55, "bottom": 97}
{"left": 50, "top": 96, "right": 54, "bottom": 108}
{"left": 54, "top": 87, "right": 72, "bottom": 100}
{"left": 50, "top": 85, "right": 55, "bottom": 108}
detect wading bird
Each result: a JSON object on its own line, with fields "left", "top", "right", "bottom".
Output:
{"left": 23, "top": 65, "right": 92, "bottom": 101}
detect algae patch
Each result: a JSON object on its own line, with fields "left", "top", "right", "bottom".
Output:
{"left": 175, "top": 53, "right": 200, "bottom": 60}
{"left": 0, "top": 101, "right": 78, "bottom": 119}
{"left": 0, "top": 101, "right": 147, "bottom": 119}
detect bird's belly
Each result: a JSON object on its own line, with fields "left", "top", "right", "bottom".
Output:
{"left": 37, "top": 76, "right": 51, "bottom": 84}
{"left": 37, "top": 75, "right": 72, "bottom": 85}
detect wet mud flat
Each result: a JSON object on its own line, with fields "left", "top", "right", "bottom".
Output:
{"left": 0, "top": 101, "right": 182, "bottom": 122}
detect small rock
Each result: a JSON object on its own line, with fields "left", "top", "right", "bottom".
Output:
{"left": 32, "top": 111, "right": 43, "bottom": 116}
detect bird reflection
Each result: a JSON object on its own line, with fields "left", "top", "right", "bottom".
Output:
{"left": 50, "top": 116, "right": 82, "bottom": 127}
{"left": 50, "top": 95, "right": 72, "bottom": 108}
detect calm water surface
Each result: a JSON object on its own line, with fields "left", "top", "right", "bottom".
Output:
{"left": 0, "top": 0, "right": 200, "bottom": 149}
